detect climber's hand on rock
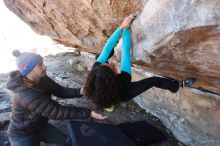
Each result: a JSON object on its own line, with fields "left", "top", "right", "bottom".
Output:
{"left": 119, "top": 14, "right": 137, "bottom": 29}
{"left": 91, "top": 111, "right": 108, "bottom": 120}
{"left": 80, "top": 84, "right": 85, "bottom": 95}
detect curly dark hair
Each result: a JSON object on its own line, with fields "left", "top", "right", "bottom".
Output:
{"left": 83, "top": 65, "right": 121, "bottom": 109}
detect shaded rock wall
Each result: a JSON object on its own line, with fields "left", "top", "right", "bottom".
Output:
{"left": 3, "top": 0, "right": 220, "bottom": 146}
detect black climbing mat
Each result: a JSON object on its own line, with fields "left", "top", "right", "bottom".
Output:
{"left": 68, "top": 120, "right": 137, "bottom": 146}
{"left": 118, "top": 121, "right": 168, "bottom": 146}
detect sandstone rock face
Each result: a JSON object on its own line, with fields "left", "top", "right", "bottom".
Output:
{"left": 132, "top": 68, "right": 220, "bottom": 146}
{"left": 3, "top": 0, "right": 220, "bottom": 146}
{"left": 4, "top": 0, "right": 146, "bottom": 52}
{"left": 130, "top": 0, "right": 220, "bottom": 94}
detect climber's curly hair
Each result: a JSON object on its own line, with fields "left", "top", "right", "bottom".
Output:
{"left": 83, "top": 65, "right": 121, "bottom": 109}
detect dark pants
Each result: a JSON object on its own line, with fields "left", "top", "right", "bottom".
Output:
{"left": 123, "top": 77, "right": 179, "bottom": 101}
{"left": 9, "top": 124, "right": 67, "bottom": 146}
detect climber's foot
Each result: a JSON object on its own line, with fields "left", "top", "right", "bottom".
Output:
{"left": 179, "top": 77, "right": 196, "bottom": 88}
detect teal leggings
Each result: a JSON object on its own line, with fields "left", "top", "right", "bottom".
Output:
{"left": 9, "top": 124, "right": 67, "bottom": 146}
{"left": 96, "top": 28, "right": 131, "bottom": 74}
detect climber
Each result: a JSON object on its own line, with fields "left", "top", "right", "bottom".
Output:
{"left": 6, "top": 50, "right": 107, "bottom": 146}
{"left": 82, "top": 14, "right": 196, "bottom": 111}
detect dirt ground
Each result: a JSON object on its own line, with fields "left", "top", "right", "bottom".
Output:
{"left": 0, "top": 52, "right": 185, "bottom": 146}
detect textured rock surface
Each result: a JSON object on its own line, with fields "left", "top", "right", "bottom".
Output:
{"left": 3, "top": 0, "right": 220, "bottom": 146}
{"left": 130, "top": 0, "right": 220, "bottom": 94}
{"left": 4, "top": 0, "right": 146, "bottom": 53}
{"left": 132, "top": 68, "right": 220, "bottom": 146}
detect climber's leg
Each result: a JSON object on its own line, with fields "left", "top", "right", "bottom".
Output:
{"left": 122, "top": 77, "right": 179, "bottom": 101}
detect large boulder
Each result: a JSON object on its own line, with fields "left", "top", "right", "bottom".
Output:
{"left": 130, "top": 0, "right": 220, "bottom": 94}
{"left": 132, "top": 68, "right": 220, "bottom": 146}
{"left": 4, "top": 0, "right": 146, "bottom": 52}
{"left": 3, "top": 0, "right": 220, "bottom": 145}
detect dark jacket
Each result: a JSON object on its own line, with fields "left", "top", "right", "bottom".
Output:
{"left": 6, "top": 71, "right": 91, "bottom": 138}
